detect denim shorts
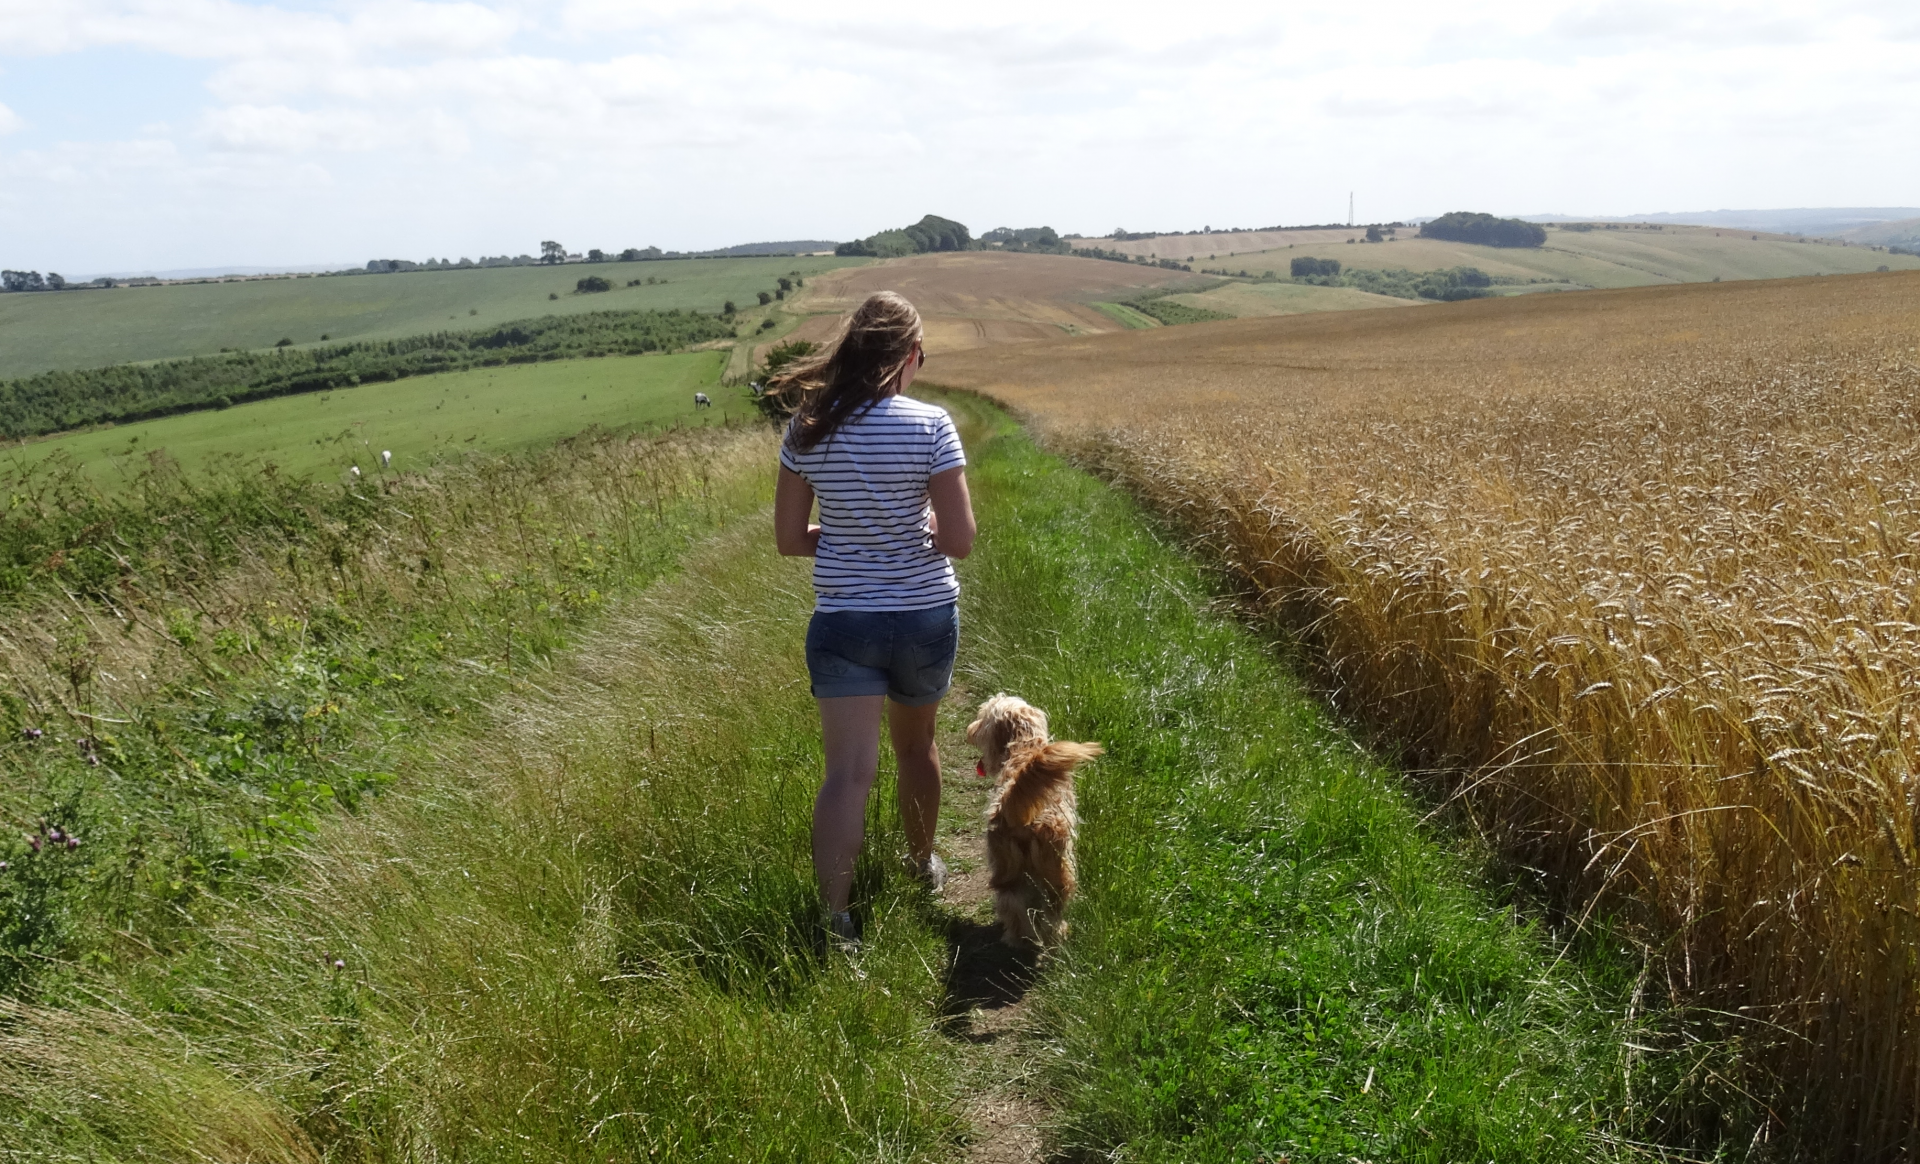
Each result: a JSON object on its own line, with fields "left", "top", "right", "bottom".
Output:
{"left": 804, "top": 603, "right": 959, "bottom": 704}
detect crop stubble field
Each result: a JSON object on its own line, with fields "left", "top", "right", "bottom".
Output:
{"left": 928, "top": 271, "right": 1920, "bottom": 1158}
{"left": 782, "top": 251, "right": 1195, "bottom": 353}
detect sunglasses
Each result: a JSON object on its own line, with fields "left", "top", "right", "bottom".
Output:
{"left": 913, "top": 344, "right": 929, "bottom": 368}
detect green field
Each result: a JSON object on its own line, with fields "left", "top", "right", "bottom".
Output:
{"left": 0, "top": 255, "right": 866, "bottom": 379}
{"left": 1166, "top": 280, "right": 1423, "bottom": 318}
{"left": 1090, "top": 301, "right": 1162, "bottom": 328}
{"left": 9, "top": 349, "right": 736, "bottom": 484}
{"left": 1219, "top": 225, "right": 1920, "bottom": 292}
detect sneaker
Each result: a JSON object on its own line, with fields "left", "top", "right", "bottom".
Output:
{"left": 910, "top": 852, "right": 948, "bottom": 895}
{"left": 828, "top": 910, "right": 862, "bottom": 954}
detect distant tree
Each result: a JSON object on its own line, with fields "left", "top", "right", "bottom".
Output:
{"left": 46, "top": 272, "right": 66, "bottom": 290}
{"left": 775, "top": 288, "right": 785, "bottom": 300}
{"left": 275, "top": 337, "right": 294, "bottom": 347}
{"left": 2, "top": 270, "right": 46, "bottom": 292}
{"left": 619, "top": 247, "right": 644, "bottom": 261}
{"left": 759, "top": 318, "right": 776, "bottom": 330}
{"left": 1365, "top": 225, "right": 1384, "bottom": 242}
{"left": 757, "top": 291, "right": 772, "bottom": 305}
{"left": 587, "top": 249, "right": 607, "bottom": 263}
{"left": 836, "top": 214, "right": 973, "bottom": 257}
{"left": 777, "top": 276, "right": 793, "bottom": 292}
{"left": 576, "top": 275, "right": 612, "bottom": 293}
{"left": 540, "top": 240, "right": 566, "bottom": 265}
{"left": 1290, "top": 257, "right": 1341, "bottom": 278}
{"left": 723, "top": 300, "right": 737, "bottom": 315}
{"left": 1419, "top": 212, "right": 1546, "bottom": 248}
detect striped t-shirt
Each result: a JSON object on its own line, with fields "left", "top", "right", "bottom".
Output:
{"left": 779, "top": 394, "right": 967, "bottom": 612}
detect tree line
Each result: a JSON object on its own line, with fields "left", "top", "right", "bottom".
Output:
{"left": 835, "top": 215, "right": 973, "bottom": 257}
{"left": 1419, "top": 211, "right": 1547, "bottom": 248}
{"left": 0, "top": 309, "right": 735, "bottom": 441}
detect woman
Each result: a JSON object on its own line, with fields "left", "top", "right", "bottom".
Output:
{"left": 771, "top": 291, "right": 976, "bottom": 950}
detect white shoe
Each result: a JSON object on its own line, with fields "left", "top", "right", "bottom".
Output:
{"left": 911, "top": 852, "right": 948, "bottom": 895}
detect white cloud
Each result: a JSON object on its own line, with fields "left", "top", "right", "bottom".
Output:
{"left": 1, "top": 0, "right": 1917, "bottom": 272}
{"left": 0, "top": 103, "right": 21, "bottom": 135}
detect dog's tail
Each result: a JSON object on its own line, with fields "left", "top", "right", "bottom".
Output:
{"left": 999, "top": 741, "right": 1103, "bottom": 826}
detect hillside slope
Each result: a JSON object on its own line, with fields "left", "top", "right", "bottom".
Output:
{"left": 1078, "top": 223, "right": 1919, "bottom": 294}
{"left": 0, "top": 256, "right": 864, "bottom": 380}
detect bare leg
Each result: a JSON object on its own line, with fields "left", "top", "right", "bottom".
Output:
{"left": 813, "top": 695, "right": 886, "bottom": 914}
{"left": 888, "top": 699, "right": 943, "bottom": 866}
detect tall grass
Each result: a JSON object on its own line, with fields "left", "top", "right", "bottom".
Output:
{"left": 928, "top": 274, "right": 1920, "bottom": 1158}
{"left": 1, "top": 420, "right": 776, "bottom": 997}
{"left": 2, "top": 517, "right": 959, "bottom": 1159}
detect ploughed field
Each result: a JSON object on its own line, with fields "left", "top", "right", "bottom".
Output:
{"left": 927, "top": 270, "right": 1920, "bottom": 1158}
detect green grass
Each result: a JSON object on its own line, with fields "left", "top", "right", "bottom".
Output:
{"left": 0, "top": 256, "right": 866, "bottom": 379}
{"left": 1167, "top": 280, "right": 1422, "bottom": 318}
{"left": 1091, "top": 301, "right": 1162, "bottom": 329}
{"left": 0, "top": 394, "right": 1692, "bottom": 1160}
{"left": 9, "top": 350, "right": 739, "bottom": 485}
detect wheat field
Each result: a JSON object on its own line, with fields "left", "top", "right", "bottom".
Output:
{"left": 929, "top": 272, "right": 1920, "bottom": 1158}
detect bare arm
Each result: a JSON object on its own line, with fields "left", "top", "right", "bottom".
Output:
{"left": 775, "top": 467, "right": 821, "bottom": 556}
{"left": 928, "top": 466, "right": 976, "bottom": 560}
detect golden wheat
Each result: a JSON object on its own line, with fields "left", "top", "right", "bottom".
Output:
{"left": 930, "top": 272, "right": 1920, "bottom": 1156}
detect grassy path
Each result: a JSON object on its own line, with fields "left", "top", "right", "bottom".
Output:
{"left": 6, "top": 397, "right": 1650, "bottom": 1160}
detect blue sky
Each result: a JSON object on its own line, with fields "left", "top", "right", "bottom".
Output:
{"left": 3, "top": 0, "right": 1917, "bottom": 275}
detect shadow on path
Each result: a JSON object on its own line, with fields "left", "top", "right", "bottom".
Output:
{"left": 939, "top": 913, "right": 1039, "bottom": 1039}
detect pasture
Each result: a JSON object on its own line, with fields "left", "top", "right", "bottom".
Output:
{"left": 8, "top": 349, "right": 734, "bottom": 484}
{"left": 927, "top": 269, "right": 1920, "bottom": 1159}
{"left": 0, "top": 255, "right": 862, "bottom": 379}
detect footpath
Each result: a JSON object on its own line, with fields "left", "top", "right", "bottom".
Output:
{"left": 12, "top": 395, "right": 1642, "bottom": 1161}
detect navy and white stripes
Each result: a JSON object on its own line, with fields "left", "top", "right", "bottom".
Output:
{"left": 780, "top": 395, "right": 966, "bottom": 612}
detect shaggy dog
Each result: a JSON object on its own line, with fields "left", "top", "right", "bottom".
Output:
{"left": 966, "top": 694, "right": 1102, "bottom": 949}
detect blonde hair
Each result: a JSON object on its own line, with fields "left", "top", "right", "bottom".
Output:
{"left": 769, "top": 292, "right": 923, "bottom": 451}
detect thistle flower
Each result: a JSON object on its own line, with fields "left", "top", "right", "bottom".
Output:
{"left": 22, "top": 727, "right": 42, "bottom": 741}
{"left": 65, "top": 837, "right": 79, "bottom": 851}
{"left": 332, "top": 959, "right": 346, "bottom": 971}
{"left": 47, "top": 828, "right": 62, "bottom": 843}
{"left": 27, "top": 834, "right": 40, "bottom": 853}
